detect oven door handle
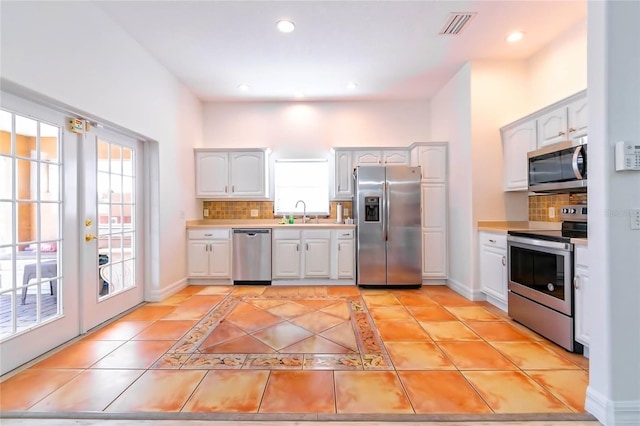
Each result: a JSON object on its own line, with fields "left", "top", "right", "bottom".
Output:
{"left": 507, "top": 235, "right": 573, "bottom": 251}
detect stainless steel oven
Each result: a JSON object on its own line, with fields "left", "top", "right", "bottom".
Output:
{"left": 507, "top": 205, "right": 587, "bottom": 353}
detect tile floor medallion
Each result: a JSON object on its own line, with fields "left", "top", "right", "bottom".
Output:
{"left": 152, "top": 292, "right": 392, "bottom": 371}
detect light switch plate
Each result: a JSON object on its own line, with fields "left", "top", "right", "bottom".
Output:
{"left": 203, "top": 209, "right": 209, "bottom": 217}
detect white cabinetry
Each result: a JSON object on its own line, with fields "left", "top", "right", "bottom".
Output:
{"left": 194, "top": 149, "right": 266, "bottom": 198}
{"left": 353, "top": 149, "right": 409, "bottom": 166}
{"left": 333, "top": 229, "right": 355, "bottom": 279}
{"left": 537, "top": 92, "right": 588, "bottom": 147}
{"left": 272, "top": 229, "right": 331, "bottom": 279}
{"left": 501, "top": 120, "right": 537, "bottom": 191}
{"left": 478, "top": 231, "right": 508, "bottom": 311}
{"left": 187, "top": 229, "right": 231, "bottom": 281}
{"left": 334, "top": 150, "right": 353, "bottom": 199}
{"left": 411, "top": 143, "right": 448, "bottom": 280}
{"left": 574, "top": 243, "right": 590, "bottom": 347}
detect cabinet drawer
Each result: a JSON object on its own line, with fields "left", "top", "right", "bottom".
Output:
{"left": 575, "top": 244, "right": 588, "bottom": 268}
{"left": 273, "top": 229, "right": 301, "bottom": 240}
{"left": 188, "top": 229, "right": 230, "bottom": 240}
{"left": 479, "top": 232, "right": 507, "bottom": 248}
{"left": 336, "top": 229, "right": 354, "bottom": 239}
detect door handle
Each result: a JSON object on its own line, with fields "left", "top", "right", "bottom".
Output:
{"left": 296, "top": 244, "right": 299, "bottom": 252}
{"left": 502, "top": 256, "right": 506, "bottom": 266}
{"left": 574, "top": 275, "right": 580, "bottom": 289}
{"left": 85, "top": 233, "right": 98, "bottom": 242}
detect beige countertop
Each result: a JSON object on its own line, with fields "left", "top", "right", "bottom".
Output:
{"left": 477, "top": 221, "right": 562, "bottom": 232}
{"left": 187, "top": 219, "right": 356, "bottom": 229}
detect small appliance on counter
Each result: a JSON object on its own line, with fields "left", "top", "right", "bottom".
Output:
{"left": 507, "top": 205, "right": 587, "bottom": 352}
{"left": 353, "top": 165, "right": 422, "bottom": 288}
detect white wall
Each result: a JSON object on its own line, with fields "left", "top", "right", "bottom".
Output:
{"left": 470, "top": 60, "right": 530, "bottom": 223}
{"left": 203, "top": 100, "right": 430, "bottom": 153}
{"left": 0, "top": 2, "right": 203, "bottom": 299}
{"left": 527, "top": 19, "right": 588, "bottom": 111}
{"left": 430, "top": 63, "right": 473, "bottom": 295}
{"left": 586, "top": 1, "right": 640, "bottom": 425}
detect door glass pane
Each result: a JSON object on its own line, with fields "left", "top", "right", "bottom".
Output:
{"left": 0, "top": 110, "right": 63, "bottom": 340}
{"left": 97, "top": 137, "right": 136, "bottom": 300}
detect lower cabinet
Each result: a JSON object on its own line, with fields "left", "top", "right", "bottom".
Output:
{"left": 272, "top": 229, "right": 331, "bottom": 279}
{"left": 334, "top": 229, "right": 355, "bottom": 279}
{"left": 574, "top": 243, "right": 590, "bottom": 347}
{"left": 187, "top": 229, "right": 231, "bottom": 279}
{"left": 479, "top": 231, "right": 508, "bottom": 310}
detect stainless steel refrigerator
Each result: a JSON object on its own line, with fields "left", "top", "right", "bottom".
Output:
{"left": 353, "top": 165, "right": 422, "bottom": 287}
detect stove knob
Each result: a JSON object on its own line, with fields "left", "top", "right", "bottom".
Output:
{"left": 570, "top": 208, "right": 576, "bottom": 214}
{"left": 561, "top": 208, "right": 568, "bottom": 214}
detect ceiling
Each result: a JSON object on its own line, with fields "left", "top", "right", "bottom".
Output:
{"left": 95, "top": 1, "right": 587, "bottom": 102}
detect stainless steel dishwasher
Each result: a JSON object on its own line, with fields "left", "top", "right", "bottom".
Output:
{"left": 232, "top": 229, "right": 272, "bottom": 285}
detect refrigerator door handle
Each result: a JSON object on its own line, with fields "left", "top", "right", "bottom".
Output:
{"left": 382, "top": 181, "right": 388, "bottom": 241}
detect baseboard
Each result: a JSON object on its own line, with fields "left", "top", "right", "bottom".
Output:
{"left": 146, "top": 277, "right": 188, "bottom": 302}
{"left": 586, "top": 386, "right": 640, "bottom": 425}
{"left": 447, "top": 278, "right": 485, "bottom": 301}
{"left": 484, "top": 293, "right": 507, "bottom": 312}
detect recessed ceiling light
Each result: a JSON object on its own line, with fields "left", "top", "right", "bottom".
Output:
{"left": 277, "top": 20, "right": 295, "bottom": 33}
{"left": 347, "top": 82, "right": 358, "bottom": 90}
{"left": 294, "top": 91, "right": 305, "bottom": 99}
{"left": 237, "top": 84, "right": 250, "bottom": 91}
{"left": 506, "top": 31, "right": 524, "bottom": 43}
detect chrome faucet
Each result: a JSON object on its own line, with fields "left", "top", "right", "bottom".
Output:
{"left": 295, "top": 200, "right": 308, "bottom": 223}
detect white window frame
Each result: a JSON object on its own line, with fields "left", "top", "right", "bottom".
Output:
{"left": 274, "top": 159, "right": 330, "bottom": 216}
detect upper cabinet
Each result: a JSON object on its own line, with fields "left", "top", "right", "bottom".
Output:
{"left": 333, "top": 148, "right": 410, "bottom": 199}
{"left": 353, "top": 149, "right": 409, "bottom": 166}
{"left": 500, "top": 90, "right": 587, "bottom": 191}
{"left": 195, "top": 149, "right": 267, "bottom": 198}
{"left": 501, "top": 120, "right": 537, "bottom": 191}
{"left": 411, "top": 144, "right": 447, "bottom": 182}
{"left": 537, "top": 91, "right": 588, "bottom": 147}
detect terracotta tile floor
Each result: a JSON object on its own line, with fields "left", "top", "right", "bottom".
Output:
{"left": 0, "top": 285, "right": 592, "bottom": 419}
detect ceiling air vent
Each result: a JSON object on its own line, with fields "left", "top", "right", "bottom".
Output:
{"left": 439, "top": 12, "right": 476, "bottom": 35}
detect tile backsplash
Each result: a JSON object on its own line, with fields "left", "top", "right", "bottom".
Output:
{"left": 528, "top": 193, "right": 587, "bottom": 222}
{"left": 203, "top": 200, "right": 353, "bottom": 220}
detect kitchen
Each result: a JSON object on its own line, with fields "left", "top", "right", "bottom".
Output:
{"left": 0, "top": 1, "right": 638, "bottom": 425}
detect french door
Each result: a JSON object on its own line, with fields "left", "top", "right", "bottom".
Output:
{"left": 80, "top": 126, "right": 144, "bottom": 332}
{"left": 0, "top": 92, "right": 145, "bottom": 374}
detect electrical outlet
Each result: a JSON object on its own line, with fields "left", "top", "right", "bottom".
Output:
{"left": 250, "top": 209, "right": 259, "bottom": 217}
{"left": 548, "top": 207, "right": 555, "bottom": 218}
{"left": 631, "top": 208, "right": 640, "bottom": 230}
{"left": 344, "top": 208, "right": 349, "bottom": 217}
{"left": 203, "top": 209, "right": 209, "bottom": 217}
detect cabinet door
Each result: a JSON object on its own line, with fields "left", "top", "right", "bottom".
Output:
{"left": 272, "top": 239, "right": 301, "bottom": 278}
{"left": 353, "top": 150, "right": 382, "bottom": 165}
{"left": 337, "top": 239, "right": 354, "bottom": 279}
{"left": 229, "top": 151, "right": 265, "bottom": 197}
{"left": 187, "top": 240, "right": 210, "bottom": 277}
{"left": 502, "top": 121, "right": 536, "bottom": 191}
{"left": 383, "top": 150, "right": 409, "bottom": 165}
{"left": 208, "top": 240, "right": 231, "bottom": 278}
{"left": 422, "top": 184, "right": 446, "bottom": 229}
{"left": 304, "top": 239, "right": 330, "bottom": 277}
{"left": 334, "top": 150, "right": 353, "bottom": 198}
{"left": 480, "top": 246, "right": 507, "bottom": 301}
{"left": 422, "top": 231, "right": 446, "bottom": 277}
{"left": 574, "top": 244, "right": 589, "bottom": 346}
{"left": 416, "top": 145, "right": 447, "bottom": 182}
{"left": 537, "top": 107, "right": 568, "bottom": 147}
{"left": 195, "top": 151, "right": 228, "bottom": 197}
{"left": 567, "top": 97, "right": 588, "bottom": 139}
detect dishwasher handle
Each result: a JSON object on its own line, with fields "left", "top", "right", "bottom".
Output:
{"left": 233, "top": 229, "right": 271, "bottom": 236}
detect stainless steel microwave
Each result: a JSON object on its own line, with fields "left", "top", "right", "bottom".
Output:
{"left": 528, "top": 137, "right": 587, "bottom": 193}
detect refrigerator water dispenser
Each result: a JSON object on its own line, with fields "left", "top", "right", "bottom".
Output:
{"left": 364, "top": 196, "right": 380, "bottom": 221}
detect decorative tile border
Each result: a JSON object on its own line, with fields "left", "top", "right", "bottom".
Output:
{"left": 151, "top": 292, "right": 392, "bottom": 371}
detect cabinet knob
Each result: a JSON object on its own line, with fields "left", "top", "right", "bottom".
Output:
{"left": 574, "top": 275, "right": 580, "bottom": 289}
{"left": 558, "top": 131, "right": 566, "bottom": 136}
{"left": 224, "top": 185, "right": 228, "bottom": 193}
{"left": 296, "top": 244, "right": 299, "bottom": 252}
{"left": 489, "top": 239, "right": 496, "bottom": 243}
{"left": 306, "top": 243, "right": 309, "bottom": 251}
{"left": 568, "top": 127, "right": 576, "bottom": 133}
{"left": 232, "top": 185, "right": 235, "bottom": 193}
{"left": 502, "top": 256, "right": 506, "bottom": 266}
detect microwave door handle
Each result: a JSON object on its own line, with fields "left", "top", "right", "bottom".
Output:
{"left": 572, "top": 147, "right": 584, "bottom": 179}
